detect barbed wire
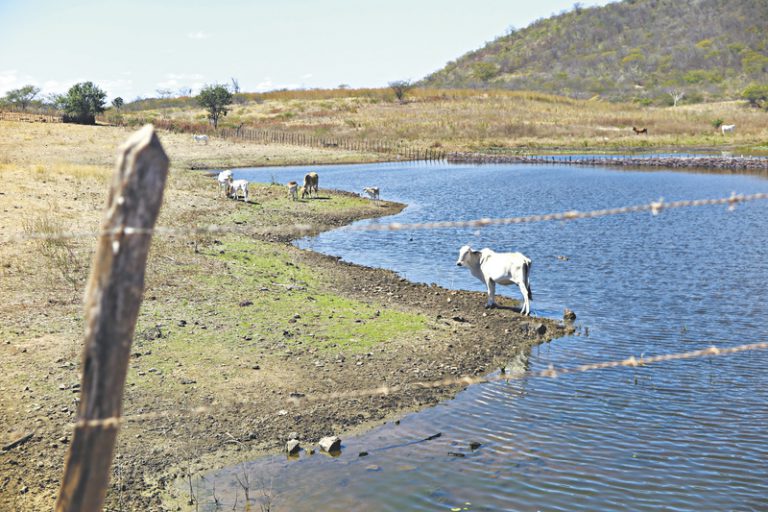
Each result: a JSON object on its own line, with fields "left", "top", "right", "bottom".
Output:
{"left": 70, "top": 341, "right": 768, "bottom": 430}
{"left": 3, "top": 192, "right": 768, "bottom": 244}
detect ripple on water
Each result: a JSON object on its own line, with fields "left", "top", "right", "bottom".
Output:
{"left": 195, "top": 162, "right": 768, "bottom": 512}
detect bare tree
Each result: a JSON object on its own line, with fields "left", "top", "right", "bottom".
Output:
{"left": 178, "top": 87, "right": 192, "bottom": 97}
{"left": 230, "top": 77, "right": 241, "bottom": 94}
{"left": 388, "top": 80, "right": 413, "bottom": 103}
{"left": 668, "top": 88, "right": 685, "bottom": 107}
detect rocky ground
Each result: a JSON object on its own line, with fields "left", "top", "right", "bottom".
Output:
{"left": 0, "top": 122, "right": 570, "bottom": 511}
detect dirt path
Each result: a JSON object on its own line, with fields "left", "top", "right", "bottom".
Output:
{"left": 0, "top": 122, "right": 570, "bottom": 511}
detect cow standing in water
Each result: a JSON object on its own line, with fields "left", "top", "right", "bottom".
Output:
{"left": 456, "top": 245, "right": 532, "bottom": 315}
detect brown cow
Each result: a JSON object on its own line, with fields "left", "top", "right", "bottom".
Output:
{"left": 300, "top": 172, "right": 319, "bottom": 199}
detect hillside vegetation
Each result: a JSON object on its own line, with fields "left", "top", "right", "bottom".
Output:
{"left": 422, "top": 0, "right": 768, "bottom": 103}
{"left": 111, "top": 88, "right": 768, "bottom": 153}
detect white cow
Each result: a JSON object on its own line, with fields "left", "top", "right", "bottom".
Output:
{"left": 363, "top": 186, "right": 380, "bottom": 201}
{"left": 721, "top": 124, "right": 736, "bottom": 135}
{"left": 193, "top": 134, "right": 209, "bottom": 144}
{"left": 227, "top": 177, "right": 249, "bottom": 202}
{"left": 217, "top": 170, "right": 233, "bottom": 196}
{"left": 456, "top": 245, "right": 532, "bottom": 315}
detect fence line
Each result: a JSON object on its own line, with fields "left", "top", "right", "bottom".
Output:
{"left": 68, "top": 340, "right": 768, "bottom": 429}
{"left": 4, "top": 192, "right": 768, "bottom": 244}
{"left": 0, "top": 109, "right": 62, "bottom": 123}
{"left": 103, "top": 116, "right": 446, "bottom": 162}
{"left": 448, "top": 152, "right": 768, "bottom": 172}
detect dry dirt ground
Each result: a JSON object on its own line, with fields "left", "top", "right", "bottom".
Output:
{"left": 0, "top": 122, "right": 569, "bottom": 511}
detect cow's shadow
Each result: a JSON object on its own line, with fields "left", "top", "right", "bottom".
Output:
{"left": 486, "top": 304, "right": 526, "bottom": 314}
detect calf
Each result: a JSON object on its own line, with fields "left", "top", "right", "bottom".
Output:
{"left": 227, "top": 177, "right": 249, "bottom": 202}
{"left": 287, "top": 181, "right": 298, "bottom": 201}
{"left": 363, "top": 186, "right": 380, "bottom": 201}
{"left": 456, "top": 245, "right": 532, "bottom": 315}
{"left": 632, "top": 126, "right": 648, "bottom": 135}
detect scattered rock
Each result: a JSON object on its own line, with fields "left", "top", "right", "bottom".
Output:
{"left": 358, "top": 451, "right": 369, "bottom": 457}
{"left": 451, "top": 316, "right": 467, "bottom": 323}
{"left": 534, "top": 323, "right": 547, "bottom": 335}
{"left": 563, "top": 308, "right": 577, "bottom": 321}
{"left": 177, "top": 320, "right": 187, "bottom": 327}
{"left": 318, "top": 436, "right": 341, "bottom": 452}
{"left": 239, "top": 300, "right": 253, "bottom": 307}
{"left": 448, "top": 451, "right": 466, "bottom": 458}
{"left": 469, "top": 441, "right": 482, "bottom": 450}
{"left": 287, "top": 432, "right": 299, "bottom": 441}
{"left": 365, "top": 464, "right": 381, "bottom": 471}
{"left": 285, "top": 440, "right": 301, "bottom": 455}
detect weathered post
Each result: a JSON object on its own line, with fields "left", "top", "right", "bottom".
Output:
{"left": 55, "top": 125, "right": 169, "bottom": 512}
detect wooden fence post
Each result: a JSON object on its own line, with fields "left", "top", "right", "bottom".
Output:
{"left": 55, "top": 125, "right": 169, "bottom": 512}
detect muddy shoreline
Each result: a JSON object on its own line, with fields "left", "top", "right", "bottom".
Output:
{"left": 151, "top": 194, "right": 572, "bottom": 510}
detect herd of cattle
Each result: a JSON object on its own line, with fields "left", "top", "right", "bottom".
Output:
{"left": 213, "top": 169, "right": 533, "bottom": 315}
{"left": 215, "top": 169, "right": 380, "bottom": 203}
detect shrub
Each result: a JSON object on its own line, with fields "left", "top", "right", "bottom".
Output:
{"left": 741, "top": 84, "right": 768, "bottom": 109}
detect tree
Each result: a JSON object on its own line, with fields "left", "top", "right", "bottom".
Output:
{"left": 230, "top": 77, "right": 240, "bottom": 94}
{"left": 112, "top": 97, "right": 124, "bottom": 110}
{"left": 197, "top": 84, "right": 233, "bottom": 129}
{"left": 742, "top": 84, "right": 768, "bottom": 109}
{"left": 388, "top": 80, "right": 413, "bottom": 102}
{"left": 4, "top": 85, "right": 41, "bottom": 110}
{"left": 667, "top": 88, "right": 685, "bottom": 107}
{"left": 61, "top": 82, "right": 107, "bottom": 124}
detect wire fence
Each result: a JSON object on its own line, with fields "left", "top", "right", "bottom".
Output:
{"left": 4, "top": 192, "right": 768, "bottom": 244}
{"left": 70, "top": 340, "right": 768, "bottom": 429}
{"left": 449, "top": 152, "right": 768, "bottom": 172}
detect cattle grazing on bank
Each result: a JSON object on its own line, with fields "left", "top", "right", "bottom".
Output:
{"left": 632, "top": 126, "right": 648, "bottom": 135}
{"left": 721, "top": 124, "right": 736, "bottom": 135}
{"left": 363, "top": 187, "right": 380, "bottom": 201}
{"left": 287, "top": 181, "right": 299, "bottom": 201}
{"left": 227, "top": 176, "right": 250, "bottom": 202}
{"left": 217, "top": 170, "right": 233, "bottom": 197}
{"left": 456, "top": 245, "right": 532, "bottom": 316}
{"left": 193, "top": 134, "right": 209, "bottom": 144}
{"left": 300, "top": 172, "right": 319, "bottom": 199}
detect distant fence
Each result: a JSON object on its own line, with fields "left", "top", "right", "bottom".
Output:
{"left": 101, "top": 116, "right": 447, "bottom": 162}
{"left": 447, "top": 152, "right": 768, "bottom": 172}
{"left": 0, "top": 110, "right": 62, "bottom": 123}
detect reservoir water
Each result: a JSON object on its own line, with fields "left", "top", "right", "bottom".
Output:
{"left": 198, "top": 161, "right": 768, "bottom": 511}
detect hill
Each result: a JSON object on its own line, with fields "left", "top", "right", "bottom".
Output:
{"left": 421, "top": 0, "right": 768, "bottom": 103}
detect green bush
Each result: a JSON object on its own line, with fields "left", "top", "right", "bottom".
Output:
{"left": 742, "top": 84, "right": 768, "bottom": 108}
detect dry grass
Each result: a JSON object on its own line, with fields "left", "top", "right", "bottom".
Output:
{"left": 120, "top": 88, "right": 768, "bottom": 153}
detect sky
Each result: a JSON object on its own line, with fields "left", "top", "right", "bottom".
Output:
{"left": 0, "top": 0, "right": 614, "bottom": 101}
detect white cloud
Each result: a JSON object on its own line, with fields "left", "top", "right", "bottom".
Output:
{"left": 156, "top": 73, "right": 206, "bottom": 94}
{"left": 0, "top": 70, "right": 38, "bottom": 96}
{"left": 253, "top": 78, "right": 300, "bottom": 93}
{"left": 187, "top": 31, "right": 211, "bottom": 40}
{"left": 301, "top": 73, "right": 313, "bottom": 80}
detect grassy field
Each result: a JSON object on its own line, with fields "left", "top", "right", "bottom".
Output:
{"left": 114, "top": 88, "right": 768, "bottom": 154}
